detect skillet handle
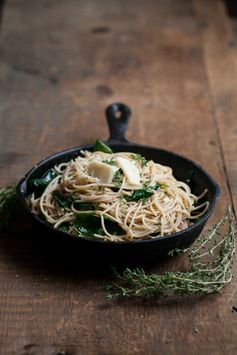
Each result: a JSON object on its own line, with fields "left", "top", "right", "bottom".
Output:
{"left": 105, "top": 103, "right": 131, "bottom": 143}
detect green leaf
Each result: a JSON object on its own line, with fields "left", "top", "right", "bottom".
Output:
{"left": 104, "top": 216, "right": 125, "bottom": 236}
{"left": 150, "top": 182, "right": 160, "bottom": 191}
{"left": 106, "top": 208, "right": 236, "bottom": 300}
{"left": 0, "top": 185, "right": 18, "bottom": 230}
{"left": 74, "top": 214, "right": 104, "bottom": 237}
{"left": 124, "top": 189, "right": 153, "bottom": 202}
{"left": 74, "top": 213, "right": 124, "bottom": 237}
{"left": 73, "top": 202, "right": 97, "bottom": 211}
{"left": 31, "top": 169, "right": 58, "bottom": 195}
{"left": 93, "top": 139, "right": 113, "bottom": 154}
{"left": 124, "top": 183, "right": 159, "bottom": 202}
{"left": 132, "top": 154, "right": 148, "bottom": 167}
{"left": 58, "top": 223, "right": 70, "bottom": 232}
{"left": 113, "top": 169, "right": 123, "bottom": 188}
{"left": 103, "top": 159, "right": 115, "bottom": 165}
{"left": 0, "top": 184, "right": 31, "bottom": 231}
{"left": 52, "top": 191, "right": 72, "bottom": 208}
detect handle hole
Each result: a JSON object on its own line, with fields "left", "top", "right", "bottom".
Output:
{"left": 105, "top": 103, "right": 131, "bottom": 142}
{"left": 114, "top": 110, "right": 122, "bottom": 119}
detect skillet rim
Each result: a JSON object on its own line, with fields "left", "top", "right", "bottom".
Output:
{"left": 16, "top": 141, "right": 221, "bottom": 245}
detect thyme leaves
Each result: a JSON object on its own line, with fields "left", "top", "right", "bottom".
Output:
{"left": 106, "top": 208, "right": 236, "bottom": 299}
{"left": 0, "top": 185, "right": 18, "bottom": 230}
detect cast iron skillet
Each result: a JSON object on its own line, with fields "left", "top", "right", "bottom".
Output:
{"left": 16, "top": 103, "right": 220, "bottom": 264}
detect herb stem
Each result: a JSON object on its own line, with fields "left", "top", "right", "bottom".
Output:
{"left": 106, "top": 207, "right": 236, "bottom": 300}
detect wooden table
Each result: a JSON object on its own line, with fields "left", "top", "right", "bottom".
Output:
{"left": 0, "top": 0, "right": 236, "bottom": 354}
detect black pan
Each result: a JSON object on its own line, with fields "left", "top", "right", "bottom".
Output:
{"left": 16, "top": 103, "right": 220, "bottom": 265}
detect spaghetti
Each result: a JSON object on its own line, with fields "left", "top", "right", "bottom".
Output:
{"left": 29, "top": 149, "right": 209, "bottom": 241}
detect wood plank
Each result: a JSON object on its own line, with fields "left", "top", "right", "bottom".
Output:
{"left": 0, "top": 0, "right": 236, "bottom": 354}
{"left": 194, "top": 0, "right": 237, "bottom": 215}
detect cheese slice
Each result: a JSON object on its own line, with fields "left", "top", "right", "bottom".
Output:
{"left": 88, "top": 160, "right": 119, "bottom": 183}
{"left": 116, "top": 157, "right": 140, "bottom": 186}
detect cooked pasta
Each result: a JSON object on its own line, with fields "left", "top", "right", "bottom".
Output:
{"left": 29, "top": 148, "right": 209, "bottom": 242}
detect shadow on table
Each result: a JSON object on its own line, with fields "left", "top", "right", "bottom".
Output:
{"left": 0, "top": 227, "right": 208, "bottom": 309}
{"left": 0, "top": 225, "right": 178, "bottom": 283}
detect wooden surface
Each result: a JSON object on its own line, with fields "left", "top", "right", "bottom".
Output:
{"left": 0, "top": 0, "right": 237, "bottom": 354}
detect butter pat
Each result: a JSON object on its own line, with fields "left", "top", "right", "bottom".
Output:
{"left": 88, "top": 160, "right": 119, "bottom": 183}
{"left": 116, "top": 157, "right": 140, "bottom": 185}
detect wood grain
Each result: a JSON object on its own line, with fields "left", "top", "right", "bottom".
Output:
{"left": 0, "top": 0, "right": 236, "bottom": 354}
{"left": 194, "top": 0, "right": 237, "bottom": 215}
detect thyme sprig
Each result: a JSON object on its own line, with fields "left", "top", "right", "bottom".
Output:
{"left": 0, "top": 184, "right": 31, "bottom": 231}
{"left": 0, "top": 184, "right": 18, "bottom": 230}
{"left": 106, "top": 207, "right": 236, "bottom": 299}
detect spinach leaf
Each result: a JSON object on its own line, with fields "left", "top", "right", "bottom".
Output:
{"left": 103, "top": 159, "right": 115, "bottom": 165}
{"left": 113, "top": 169, "right": 123, "bottom": 188}
{"left": 74, "top": 214, "right": 124, "bottom": 237}
{"left": 150, "top": 182, "right": 160, "bottom": 191}
{"left": 132, "top": 154, "right": 148, "bottom": 167}
{"left": 31, "top": 169, "right": 58, "bottom": 195}
{"left": 74, "top": 214, "right": 104, "bottom": 237}
{"left": 124, "top": 189, "right": 154, "bottom": 202}
{"left": 73, "top": 202, "right": 97, "bottom": 210}
{"left": 124, "top": 183, "right": 160, "bottom": 202}
{"left": 93, "top": 139, "right": 113, "bottom": 154}
{"left": 53, "top": 192, "right": 97, "bottom": 211}
{"left": 111, "top": 187, "right": 120, "bottom": 192}
{"left": 58, "top": 223, "right": 70, "bottom": 232}
{"left": 104, "top": 218, "right": 125, "bottom": 236}
{"left": 52, "top": 191, "right": 72, "bottom": 208}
